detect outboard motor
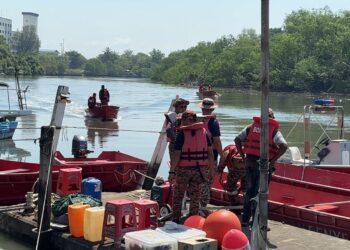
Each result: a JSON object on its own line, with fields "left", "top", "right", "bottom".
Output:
{"left": 72, "top": 135, "right": 92, "bottom": 158}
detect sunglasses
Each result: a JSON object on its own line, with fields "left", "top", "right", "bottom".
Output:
{"left": 203, "top": 102, "right": 213, "bottom": 106}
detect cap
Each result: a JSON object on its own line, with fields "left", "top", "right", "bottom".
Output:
{"left": 199, "top": 98, "right": 218, "bottom": 109}
{"left": 269, "top": 108, "right": 275, "bottom": 119}
{"left": 173, "top": 98, "right": 190, "bottom": 107}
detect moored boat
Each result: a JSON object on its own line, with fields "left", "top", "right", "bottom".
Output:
{"left": 0, "top": 119, "right": 18, "bottom": 139}
{"left": 276, "top": 99, "right": 350, "bottom": 173}
{"left": 85, "top": 103, "right": 119, "bottom": 121}
{"left": 211, "top": 172, "right": 350, "bottom": 240}
{"left": 0, "top": 150, "right": 148, "bottom": 205}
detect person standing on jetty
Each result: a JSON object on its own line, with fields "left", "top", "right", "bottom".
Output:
{"left": 234, "top": 108, "right": 287, "bottom": 227}
{"left": 198, "top": 98, "right": 224, "bottom": 208}
{"left": 168, "top": 110, "right": 214, "bottom": 223}
{"left": 99, "top": 85, "right": 110, "bottom": 105}
{"left": 165, "top": 98, "right": 189, "bottom": 163}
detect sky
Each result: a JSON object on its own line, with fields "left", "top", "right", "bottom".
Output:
{"left": 1, "top": 0, "right": 349, "bottom": 59}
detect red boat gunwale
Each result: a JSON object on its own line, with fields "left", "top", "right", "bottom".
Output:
{"left": 0, "top": 151, "right": 148, "bottom": 205}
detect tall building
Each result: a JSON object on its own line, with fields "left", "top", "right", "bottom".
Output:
{"left": 0, "top": 17, "right": 12, "bottom": 46}
{"left": 22, "top": 12, "right": 39, "bottom": 33}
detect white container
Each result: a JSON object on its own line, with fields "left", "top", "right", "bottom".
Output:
{"left": 124, "top": 229, "right": 177, "bottom": 250}
{"left": 156, "top": 223, "right": 206, "bottom": 241}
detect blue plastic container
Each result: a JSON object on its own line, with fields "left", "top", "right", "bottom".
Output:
{"left": 82, "top": 177, "right": 102, "bottom": 200}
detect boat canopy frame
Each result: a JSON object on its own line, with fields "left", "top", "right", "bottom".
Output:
{"left": 303, "top": 104, "right": 344, "bottom": 161}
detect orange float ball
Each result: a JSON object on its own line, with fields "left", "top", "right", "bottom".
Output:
{"left": 222, "top": 229, "right": 250, "bottom": 250}
{"left": 184, "top": 215, "right": 206, "bottom": 229}
{"left": 202, "top": 210, "right": 241, "bottom": 246}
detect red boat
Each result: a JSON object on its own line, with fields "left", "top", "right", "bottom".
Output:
{"left": 85, "top": 103, "right": 119, "bottom": 121}
{"left": 211, "top": 172, "right": 350, "bottom": 240}
{"left": 196, "top": 90, "right": 219, "bottom": 100}
{"left": 0, "top": 151, "right": 148, "bottom": 205}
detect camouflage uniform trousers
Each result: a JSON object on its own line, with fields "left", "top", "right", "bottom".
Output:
{"left": 226, "top": 167, "right": 246, "bottom": 205}
{"left": 168, "top": 142, "right": 175, "bottom": 163}
{"left": 172, "top": 166, "right": 207, "bottom": 222}
{"left": 199, "top": 165, "right": 216, "bottom": 208}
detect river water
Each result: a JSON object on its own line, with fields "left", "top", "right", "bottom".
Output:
{"left": 1, "top": 76, "right": 350, "bottom": 249}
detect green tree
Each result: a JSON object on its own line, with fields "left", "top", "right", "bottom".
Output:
{"left": 12, "top": 26, "right": 40, "bottom": 53}
{"left": 66, "top": 50, "right": 86, "bottom": 69}
{"left": 84, "top": 58, "right": 106, "bottom": 76}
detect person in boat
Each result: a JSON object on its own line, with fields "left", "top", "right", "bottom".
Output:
{"left": 168, "top": 110, "right": 214, "bottom": 223}
{"left": 165, "top": 98, "right": 189, "bottom": 163}
{"left": 198, "top": 98, "right": 224, "bottom": 208}
{"left": 88, "top": 93, "right": 97, "bottom": 109}
{"left": 199, "top": 84, "right": 204, "bottom": 92}
{"left": 234, "top": 108, "right": 288, "bottom": 228}
{"left": 99, "top": 85, "right": 110, "bottom": 105}
{"left": 217, "top": 144, "right": 246, "bottom": 205}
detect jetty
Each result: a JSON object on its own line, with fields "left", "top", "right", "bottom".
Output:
{"left": 1, "top": 190, "right": 350, "bottom": 250}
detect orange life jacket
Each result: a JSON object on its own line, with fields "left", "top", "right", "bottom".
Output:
{"left": 88, "top": 96, "right": 96, "bottom": 108}
{"left": 102, "top": 89, "right": 109, "bottom": 99}
{"left": 223, "top": 144, "right": 245, "bottom": 170}
{"left": 243, "top": 117, "right": 279, "bottom": 160}
{"left": 88, "top": 96, "right": 96, "bottom": 103}
{"left": 178, "top": 122, "right": 209, "bottom": 167}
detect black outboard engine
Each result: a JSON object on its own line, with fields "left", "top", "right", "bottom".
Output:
{"left": 72, "top": 135, "right": 92, "bottom": 158}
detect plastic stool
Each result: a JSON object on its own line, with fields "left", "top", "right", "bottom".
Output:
{"left": 56, "top": 167, "right": 82, "bottom": 197}
{"left": 133, "top": 199, "right": 159, "bottom": 230}
{"left": 102, "top": 199, "right": 137, "bottom": 247}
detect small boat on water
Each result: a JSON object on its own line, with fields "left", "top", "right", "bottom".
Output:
{"left": 196, "top": 89, "right": 219, "bottom": 100}
{"left": 85, "top": 103, "right": 119, "bottom": 121}
{"left": 0, "top": 118, "right": 17, "bottom": 139}
{"left": 0, "top": 150, "right": 148, "bottom": 205}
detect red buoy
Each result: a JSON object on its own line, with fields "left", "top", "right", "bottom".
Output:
{"left": 202, "top": 210, "right": 241, "bottom": 246}
{"left": 222, "top": 229, "right": 250, "bottom": 250}
{"left": 184, "top": 215, "right": 206, "bottom": 229}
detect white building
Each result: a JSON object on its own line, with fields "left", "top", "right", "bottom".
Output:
{"left": 0, "top": 17, "right": 12, "bottom": 46}
{"left": 22, "top": 12, "right": 39, "bottom": 33}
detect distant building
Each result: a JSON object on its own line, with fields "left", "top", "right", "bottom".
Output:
{"left": 0, "top": 17, "right": 12, "bottom": 47}
{"left": 22, "top": 12, "right": 39, "bottom": 33}
{"left": 39, "top": 49, "right": 60, "bottom": 56}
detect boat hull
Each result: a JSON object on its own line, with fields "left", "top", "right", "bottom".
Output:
{"left": 0, "top": 151, "right": 148, "bottom": 205}
{"left": 85, "top": 105, "right": 119, "bottom": 121}
{"left": 211, "top": 172, "right": 350, "bottom": 240}
{"left": 0, "top": 121, "right": 18, "bottom": 139}
{"left": 196, "top": 90, "right": 218, "bottom": 100}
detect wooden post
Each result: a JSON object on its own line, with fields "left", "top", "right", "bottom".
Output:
{"left": 36, "top": 86, "right": 70, "bottom": 250}
{"left": 142, "top": 96, "right": 177, "bottom": 190}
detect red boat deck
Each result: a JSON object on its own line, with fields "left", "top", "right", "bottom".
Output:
{"left": 211, "top": 172, "right": 350, "bottom": 240}
{"left": 0, "top": 151, "right": 148, "bottom": 205}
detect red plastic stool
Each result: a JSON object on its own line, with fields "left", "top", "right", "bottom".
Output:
{"left": 134, "top": 199, "right": 160, "bottom": 230}
{"left": 102, "top": 199, "right": 137, "bottom": 247}
{"left": 56, "top": 167, "right": 82, "bottom": 197}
